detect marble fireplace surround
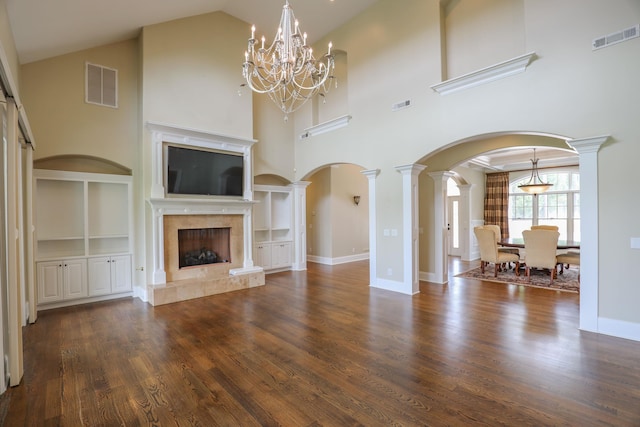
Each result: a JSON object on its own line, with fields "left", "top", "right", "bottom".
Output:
{"left": 145, "top": 123, "right": 264, "bottom": 306}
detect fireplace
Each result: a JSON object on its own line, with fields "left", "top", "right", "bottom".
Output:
{"left": 178, "top": 227, "right": 231, "bottom": 268}
{"left": 144, "top": 123, "right": 266, "bottom": 306}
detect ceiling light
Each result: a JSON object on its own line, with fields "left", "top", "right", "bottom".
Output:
{"left": 242, "top": 1, "right": 335, "bottom": 121}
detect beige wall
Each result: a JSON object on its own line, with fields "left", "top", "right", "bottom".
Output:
{"left": 444, "top": 0, "right": 525, "bottom": 78}
{"left": 140, "top": 12, "right": 252, "bottom": 140}
{"left": 21, "top": 40, "right": 139, "bottom": 168}
{"left": 306, "top": 164, "right": 368, "bottom": 261}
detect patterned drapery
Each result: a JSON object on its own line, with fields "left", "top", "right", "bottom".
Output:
{"left": 484, "top": 172, "right": 510, "bottom": 238}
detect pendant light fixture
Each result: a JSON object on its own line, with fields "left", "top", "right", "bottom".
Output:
{"left": 518, "top": 148, "right": 553, "bottom": 195}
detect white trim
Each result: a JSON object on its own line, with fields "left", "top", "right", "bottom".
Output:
{"left": 374, "top": 278, "right": 418, "bottom": 296}
{"left": 0, "top": 42, "right": 36, "bottom": 146}
{"left": 598, "top": 317, "right": 640, "bottom": 342}
{"left": 362, "top": 169, "right": 380, "bottom": 288}
{"left": 395, "top": 164, "right": 427, "bottom": 294}
{"left": 146, "top": 122, "right": 256, "bottom": 201}
{"left": 308, "top": 253, "right": 369, "bottom": 266}
{"left": 300, "top": 114, "right": 352, "bottom": 139}
{"left": 569, "top": 136, "right": 608, "bottom": 334}
{"left": 431, "top": 52, "right": 536, "bottom": 96}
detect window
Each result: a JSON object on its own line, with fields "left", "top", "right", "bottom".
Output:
{"left": 508, "top": 170, "right": 580, "bottom": 241}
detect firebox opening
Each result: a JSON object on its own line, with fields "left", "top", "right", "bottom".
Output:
{"left": 178, "top": 227, "right": 231, "bottom": 269}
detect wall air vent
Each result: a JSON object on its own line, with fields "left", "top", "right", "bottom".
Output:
{"left": 86, "top": 63, "right": 118, "bottom": 108}
{"left": 392, "top": 99, "right": 411, "bottom": 112}
{"left": 592, "top": 24, "right": 639, "bottom": 50}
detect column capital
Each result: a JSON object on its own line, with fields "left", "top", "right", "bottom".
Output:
{"left": 361, "top": 169, "right": 381, "bottom": 179}
{"left": 567, "top": 135, "right": 609, "bottom": 154}
{"left": 427, "top": 171, "right": 455, "bottom": 182}
{"left": 395, "top": 164, "right": 427, "bottom": 176}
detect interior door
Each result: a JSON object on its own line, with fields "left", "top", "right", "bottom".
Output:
{"left": 447, "top": 196, "right": 462, "bottom": 256}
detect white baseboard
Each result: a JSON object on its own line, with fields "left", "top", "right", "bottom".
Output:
{"left": 308, "top": 253, "right": 369, "bottom": 266}
{"left": 597, "top": 317, "right": 640, "bottom": 342}
{"left": 134, "top": 285, "right": 148, "bottom": 302}
{"left": 419, "top": 271, "right": 446, "bottom": 284}
{"left": 371, "top": 278, "right": 417, "bottom": 295}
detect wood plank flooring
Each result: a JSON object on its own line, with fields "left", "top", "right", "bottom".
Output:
{"left": 2, "top": 259, "right": 640, "bottom": 426}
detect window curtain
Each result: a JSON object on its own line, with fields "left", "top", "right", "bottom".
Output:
{"left": 484, "top": 172, "right": 510, "bottom": 238}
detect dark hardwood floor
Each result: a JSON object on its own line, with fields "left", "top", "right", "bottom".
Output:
{"left": 2, "top": 259, "right": 640, "bottom": 426}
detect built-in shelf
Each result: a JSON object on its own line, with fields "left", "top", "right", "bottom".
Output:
{"left": 431, "top": 52, "right": 536, "bottom": 96}
{"left": 34, "top": 169, "right": 134, "bottom": 308}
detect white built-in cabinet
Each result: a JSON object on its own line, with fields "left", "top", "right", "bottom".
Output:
{"left": 253, "top": 185, "right": 294, "bottom": 271}
{"left": 34, "top": 169, "right": 133, "bottom": 308}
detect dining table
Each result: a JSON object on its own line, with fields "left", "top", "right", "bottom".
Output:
{"left": 499, "top": 237, "right": 581, "bottom": 250}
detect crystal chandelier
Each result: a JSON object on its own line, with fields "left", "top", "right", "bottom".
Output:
{"left": 242, "top": 1, "right": 335, "bottom": 120}
{"left": 518, "top": 148, "right": 553, "bottom": 195}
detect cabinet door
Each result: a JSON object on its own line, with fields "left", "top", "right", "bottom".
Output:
{"left": 271, "top": 242, "right": 292, "bottom": 269}
{"left": 88, "top": 257, "right": 112, "bottom": 296}
{"left": 111, "top": 255, "right": 132, "bottom": 293}
{"left": 254, "top": 244, "right": 272, "bottom": 269}
{"left": 63, "top": 259, "right": 88, "bottom": 299}
{"left": 37, "top": 261, "right": 63, "bottom": 304}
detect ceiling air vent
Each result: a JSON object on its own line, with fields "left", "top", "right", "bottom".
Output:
{"left": 392, "top": 99, "right": 411, "bottom": 112}
{"left": 592, "top": 24, "right": 639, "bottom": 51}
{"left": 86, "top": 63, "right": 118, "bottom": 108}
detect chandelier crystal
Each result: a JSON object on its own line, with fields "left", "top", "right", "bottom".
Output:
{"left": 242, "top": 1, "right": 335, "bottom": 120}
{"left": 518, "top": 148, "right": 553, "bottom": 195}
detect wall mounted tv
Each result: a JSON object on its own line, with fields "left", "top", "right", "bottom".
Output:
{"left": 166, "top": 145, "right": 244, "bottom": 197}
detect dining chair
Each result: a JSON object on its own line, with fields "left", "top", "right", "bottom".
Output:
{"left": 556, "top": 251, "right": 580, "bottom": 283}
{"left": 474, "top": 227, "right": 520, "bottom": 277}
{"left": 522, "top": 229, "right": 560, "bottom": 284}
{"left": 531, "top": 225, "right": 559, "bottom": 231}
{"left": 482, "top": 224, "right": 520, "bottom": 268}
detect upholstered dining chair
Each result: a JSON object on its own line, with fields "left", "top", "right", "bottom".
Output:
{"left": 474, "top": 227, "right": 520, "bottom": 277}
{"left": 531, "top": 225, "right": 559, "bottom": 231}
{"left": 556, "top": 251, "right": 580, "bottom": 283}
{"left": 482, "top": 224, "right": 520, "bottom": 268}
{"left": 522, "top": 229, "right": 560, "bottom": 284}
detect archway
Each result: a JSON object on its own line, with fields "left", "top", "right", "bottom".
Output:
{"left": 410, "top": 132, "right": 606, "bottom": 333}
{"left": 301, "top": 163, "right": 370, "bottom": 267}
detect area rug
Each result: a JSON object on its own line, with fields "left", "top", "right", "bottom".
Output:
{"left": 455, "top": 265, "right": 579, "bottom": 293}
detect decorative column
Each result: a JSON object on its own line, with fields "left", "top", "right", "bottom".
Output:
{"left": 458, "top": 184, "right": 474, "bottom": 261}
{"left": 396, "top": 164, "right": 427, "bottom": 295}
{"left": 150, "top": 207, "right": 167, "bottom": 284}
{"left": 428, "top": 171, "right": 455, "bottom": 285}
{"left": 291, "top": 181, "right": 311, "bottom": 271}
{"left": 361, "top": 169, "right": 380, "bottom": 287}
{"left": 568, "top": 136, "right": 608, "bottom": 333}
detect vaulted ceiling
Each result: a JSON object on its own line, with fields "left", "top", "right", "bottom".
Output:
{"left": 6, "top": 0, "right": 378, "bottom": 64}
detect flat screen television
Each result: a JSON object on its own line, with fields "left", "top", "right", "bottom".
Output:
{"left": 166, "top": 145, "right": 244, "bottom": 197}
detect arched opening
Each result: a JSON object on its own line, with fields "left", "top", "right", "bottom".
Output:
{"left": 302, "top": 163, "right": 369, "bottom": 266}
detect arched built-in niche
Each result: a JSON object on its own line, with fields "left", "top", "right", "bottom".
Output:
{"left": 33, "top": 155, "right": 132, "bottom": 175}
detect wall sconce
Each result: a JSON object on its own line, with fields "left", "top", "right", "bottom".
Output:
{"left": 353, "top": 195, "right": 361, "bottom": 206}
